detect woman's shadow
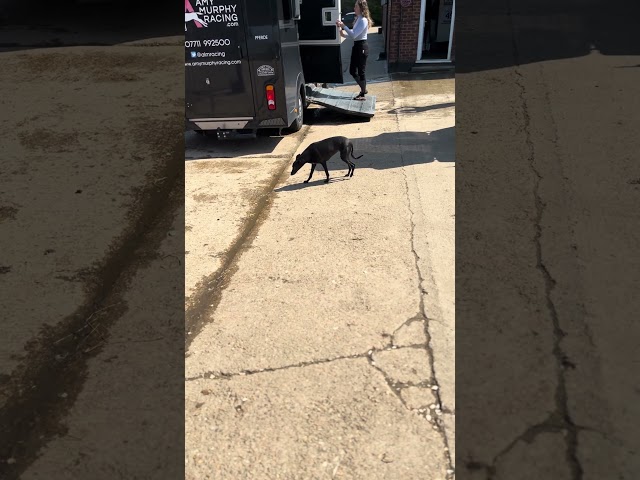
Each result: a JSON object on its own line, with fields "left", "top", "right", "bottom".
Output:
{"left": 275, "top": 127, "right": 454, "bottom": 190}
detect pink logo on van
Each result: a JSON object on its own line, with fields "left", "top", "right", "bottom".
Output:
{"left": 185, "top": 0, "right": 208, "bottom": 29}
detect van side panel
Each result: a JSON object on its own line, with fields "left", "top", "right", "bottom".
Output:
{"left": 185, "top": 0, "right": 305, "bottom": 131}
{"left": 185, "top": 0, "right": 255, "bottom": 122}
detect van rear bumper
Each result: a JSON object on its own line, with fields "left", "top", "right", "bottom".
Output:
{"left": 186, "top": 116, "right": 289, "bottom": 132}
{"left": 186, "top": 117, "right": 252, "bottom": 130}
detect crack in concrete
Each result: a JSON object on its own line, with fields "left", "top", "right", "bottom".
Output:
{"left": 507, "top": 3, "right": 582, "bottom": 479}
{"left": 366, "top": 349, "right": 450, "bottom": 436}
{"left": 391, "top": 79, "right": 454, "bottom": 478}
{"left": 390, "top": 313, "right": 424, "bottom": 346}
{"left": 185, "top": 344, "right": 430, "bottom": 382}
{"left": 491, "top": 412, "right": 570, "bottom": 477}
{"left": 366, "top": 351, "right": 412, "bottom": 409}
{"left": 465, "top": 417, "right": 598, "bottom": 479}
{"left": 537, "top": 64, "right": 596, "bottom": 354}
{"left": 186, "top": 352, "right": 368, "bottom": 382}
{"left": 186, "top": 340, "right": 453, "bottom": 450}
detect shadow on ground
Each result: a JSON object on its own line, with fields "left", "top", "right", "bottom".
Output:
{"left": 458, "top": 0, "right": 640, "bottom": 73}
{"left": 387, "top": 102, "right": 455, "bottom": 116}
{"left": 275, "top": 128, "right": 454, "bottom": 191}
{"left": 304, "top": 107, "right": 372, "bottom": 127}
{"left": 184, "top": 130, "right": 287, "bottom": 160}
{"left": 275, "top": 177, "right": 350, "bottom": 192}
{"left": 184, "top": 97, "right": 416, "bottom": 160}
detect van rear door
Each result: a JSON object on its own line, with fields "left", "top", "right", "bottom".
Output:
{"left": 185, "top": 0, "right": 255, "bottom": 124}
{"left": 297, "top": 0, "right": 344, "bottom": 84}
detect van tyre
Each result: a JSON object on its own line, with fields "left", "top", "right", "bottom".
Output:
{"left": 287, "top": 89, "right": 304, "bottom": 133}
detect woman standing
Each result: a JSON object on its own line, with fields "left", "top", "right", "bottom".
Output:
{"left": 337, "top": 1, "right": 374, "bottom": 101}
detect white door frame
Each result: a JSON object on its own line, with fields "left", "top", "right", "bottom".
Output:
{"left": 416, "top": 0, "right": 455, "bottom": 63}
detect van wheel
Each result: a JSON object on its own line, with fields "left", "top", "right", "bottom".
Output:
{"left": 287, "top": 90, "right": 304, "bottom": 133}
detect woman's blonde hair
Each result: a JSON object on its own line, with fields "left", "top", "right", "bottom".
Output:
{"left": 356, "top": 0, "right": 374, "bottom": 27}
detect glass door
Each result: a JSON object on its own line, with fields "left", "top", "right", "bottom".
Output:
{"left": 417, "top": 0, "right": 455, "bottom": 63}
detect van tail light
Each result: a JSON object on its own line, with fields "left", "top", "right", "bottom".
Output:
{"left": 266, "top": 85, "right": 276, "bottom": 110}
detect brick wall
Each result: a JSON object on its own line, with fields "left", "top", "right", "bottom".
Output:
{"left": 384, "top": 0, "right": 455, "bottom": 71}
{"left": 387, "top": 0, "right": 423, "bottom": 66}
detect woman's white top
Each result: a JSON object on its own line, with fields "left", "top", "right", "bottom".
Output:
{"left": 343, "top": 15, "right": 369, "bottom": 41}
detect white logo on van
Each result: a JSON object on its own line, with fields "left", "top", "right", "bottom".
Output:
{"left": 257, "top": 65, "right": 275, "bottom": 76}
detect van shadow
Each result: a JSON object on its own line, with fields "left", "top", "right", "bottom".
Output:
{"left": 304, "top": 107, "right": 373, "bottom": 126}
{"left": 184, "top": 129, "right": 286, "bottom": 160}
{"left": 304, "top": 99, "right": 454, "bottom": 127}
{"left": 276, "top": 127, "right": 454, "bottom": 191}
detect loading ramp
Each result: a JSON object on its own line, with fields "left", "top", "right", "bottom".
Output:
{"left": 305, "top": 85, "right": 376, "bottom": 119}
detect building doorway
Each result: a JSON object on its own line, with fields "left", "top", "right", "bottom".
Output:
{"left": 417, "top": 0, "right": 455, "bottom": 63}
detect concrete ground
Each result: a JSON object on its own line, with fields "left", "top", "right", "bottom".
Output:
{"left": 456, "top": 6, "right": 640, "bottom": 480}
{"left": 0, "top": 6, "right": 185, "bottom": 479}
{"left": 185, "top": 28, "right": 455, "bottom": 479}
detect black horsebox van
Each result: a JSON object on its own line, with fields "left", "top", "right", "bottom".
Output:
{"left": 185, "top": 0, "right": 349, "bottom": 138}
